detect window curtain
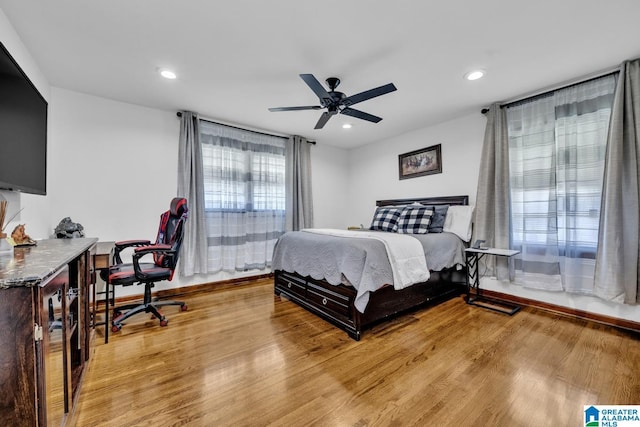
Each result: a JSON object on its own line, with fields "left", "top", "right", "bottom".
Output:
{"left": 177, "top": 111, "right": 208, "bottom": 276}
{"left": 473, "top": 103, "right": 511, "bottom": 280}
{"left": 285, "top": 135, "right": 314, "bottom": 231}
{"left": 200, "top": 121, "right": 286, "bottom": 272}
{"left": 594, "top": 59, "right": 640, "bottom": 303}
{"left": 506, "top": 75, "right": 616, "bottom": 293}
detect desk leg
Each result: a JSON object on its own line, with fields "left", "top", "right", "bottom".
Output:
{"left": 105, "top": 277, "right": 110, "bottom": 344}
{"left": 91, "top": 275, "right": 96, "bottom": 329}
{"left": 465, "top": 251, "right": 520, "bottom": 315}
{"left": 465, "top": 251, "right": 482, "bottom": 303}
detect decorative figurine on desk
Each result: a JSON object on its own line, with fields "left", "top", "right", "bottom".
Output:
{"left": 54, "top": 217, "right": 85, "bottom": 238}
{"left": 10, "top": 224, "right": 37, "bottom": 246}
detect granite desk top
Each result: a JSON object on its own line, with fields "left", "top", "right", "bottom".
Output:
{"left": 0, "top": 238, "right": 98, "bottom": 288}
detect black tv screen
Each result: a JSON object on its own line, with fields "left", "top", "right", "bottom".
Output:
{"left": 0, "top": 42, "right": 47, "bottom": 195}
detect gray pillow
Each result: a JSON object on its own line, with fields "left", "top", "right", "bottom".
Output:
{"left": 425, "top": 204, "right": 449, "bottom": 233}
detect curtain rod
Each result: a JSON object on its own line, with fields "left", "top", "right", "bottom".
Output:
{"left": 176, "top": 112, "right": 316, "bottom": 144}
{"left": 480, "top": 64, "right": 622, "bottom": 114}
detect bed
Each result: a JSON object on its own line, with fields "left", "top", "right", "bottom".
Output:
{"left": 272, "top": 195, "right": 470, "bottom": 340}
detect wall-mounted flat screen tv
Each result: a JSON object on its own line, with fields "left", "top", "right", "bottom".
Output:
{"left": 0, "top": 42, "right": 48, "bottom": 195}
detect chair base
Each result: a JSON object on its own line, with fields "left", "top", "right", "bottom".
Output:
{"left": 111, "top": 282, "right": 187, "bottom": 332}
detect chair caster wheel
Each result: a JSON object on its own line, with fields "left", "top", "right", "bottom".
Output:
{"left": 111, "top": 324, "right": 121, "bottom": 333}
{"left": 181, "top": 304, "right": 188, "bottom": 311}
{"left": 160, "top": 319, "right": 168, "bottom": 327}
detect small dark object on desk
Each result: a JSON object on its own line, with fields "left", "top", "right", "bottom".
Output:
{"left": 55, "top": 217, "right": 85, "bottom": 238}
{"left": 471, "top": 239, "right": 486, "bottom": 249}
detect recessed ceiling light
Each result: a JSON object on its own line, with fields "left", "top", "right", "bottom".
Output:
{"left": 342, "top": 123, "right": 352, "bottom": 129}
{"left": 464, "top": 70, "right": 485, "bottom": 81}
{"left": 160, "top": 69, "right": 177, "bottom": 79}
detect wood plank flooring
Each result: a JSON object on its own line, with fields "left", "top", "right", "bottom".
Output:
{"left": 74, "top": 278, "right": 640, "bottom": 426}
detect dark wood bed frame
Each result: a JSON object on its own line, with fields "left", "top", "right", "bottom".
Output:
{"left": 274, "top": 195, "right": 469, "bottom": 340}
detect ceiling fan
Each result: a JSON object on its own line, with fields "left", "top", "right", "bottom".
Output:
{"left": 269, "top": 74, "right": 397, "bottom": 129}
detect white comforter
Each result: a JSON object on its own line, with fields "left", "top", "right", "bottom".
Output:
{"left": 301, "top": 229, "right": 430, "bottom": 289}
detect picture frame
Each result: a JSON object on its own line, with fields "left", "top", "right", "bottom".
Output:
{"left": 398, "top": 143, "right": 442, "bottom": 180}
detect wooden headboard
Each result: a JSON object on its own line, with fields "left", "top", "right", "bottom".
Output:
{"left": 376, "top": 195, "right": 469, "bottom": 207}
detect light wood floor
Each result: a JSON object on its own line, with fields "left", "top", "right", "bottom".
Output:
{"left": 74, "top": 278, "right": 640, "bottom": 427}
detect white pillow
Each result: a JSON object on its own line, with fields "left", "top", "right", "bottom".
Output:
{"left": 443, "top": 205, "right": 475, "bottom": 242}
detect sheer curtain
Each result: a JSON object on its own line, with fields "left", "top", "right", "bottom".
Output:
{"left": 506, "top": 75, "right": 616, "bottom": 293}
{"left": 595, "top": 59, "right": 640, "bottom": 303}
{"left": 199, "top": 121, "right": 286, "bottom": 272}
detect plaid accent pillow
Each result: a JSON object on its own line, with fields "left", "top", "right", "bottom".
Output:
{"left": 397, "top": 206, "right": 433, "bottom": 234}
{"left": 369, "top": 207, "right": 402, "bottom": 232}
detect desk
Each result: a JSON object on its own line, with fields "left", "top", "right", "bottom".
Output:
{"left": 0, "top": 238, "right": 97, "bottom": 426}
{"left": 93, "top": 241, "right": 114, "bottom": 343}
{"left": 465, "top": 247, "right": 521, "bottom": 315}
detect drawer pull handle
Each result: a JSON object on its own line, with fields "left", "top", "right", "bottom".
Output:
{"left": 287, "top": 282, "right": 292, "bottom": 288}
{"left": 322, "top": 298, "right": 327, "bottom": 305}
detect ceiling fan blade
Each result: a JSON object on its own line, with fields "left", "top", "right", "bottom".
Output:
{"left": 314, "top": 112, "right": 333, "bottom": 129}
{"left": 341, "top": 107, "right": 383, "bottom": 123}
{"left": 343, "top": 83, "right": 397, "bottom": 107}
{"left": 300, "top": 74, "right": 333, "bottom": 105}
{"left": 268, "top": 106, "right": 322, "bottom": 112}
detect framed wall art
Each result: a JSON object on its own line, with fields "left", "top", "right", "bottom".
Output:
{"left": 398, "top": 143, "right": 442, "bottom": 180}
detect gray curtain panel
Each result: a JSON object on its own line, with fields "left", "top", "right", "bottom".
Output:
{"left": 285, "top": 135, "right": 314, "bottom": 231}
{"left": 594, "top": 59, "right": 640, "bottom": 303}
{"left": 474, "top": 103, "right": 511, "bottom": 280}
{"left": 177, "top": 111, "right": 208, "bottom": 276}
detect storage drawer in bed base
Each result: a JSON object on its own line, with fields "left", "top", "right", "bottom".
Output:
{"left": 274, "top": 271, "right": 360, "bottom": 339}
{"left": 274, "top": 270, "right": 464, "bottom": 341}
{"left": 277, "top": 273, "right": 306, "bottom": 299}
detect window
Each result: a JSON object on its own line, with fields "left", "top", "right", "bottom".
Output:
{"left": 201, "top": 143, "right": 285, "bottom": 211}
{"left": 199, "top": 120, "right": 286, "bottom": 272}
{"left": 505, "top": 74, "right": 616, "bottom": 292}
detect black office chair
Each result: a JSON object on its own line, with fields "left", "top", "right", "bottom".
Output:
{"left": 105, "top": 197, "right": 189, "bottom": 332}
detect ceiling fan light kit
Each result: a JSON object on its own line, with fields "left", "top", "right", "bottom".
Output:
{"left": 269, "top": 74, "right": 397, "bottom": 129}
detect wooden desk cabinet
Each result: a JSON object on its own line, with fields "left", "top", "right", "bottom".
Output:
{"left": 0, "top": 238, "right": 96, "bottom": 427}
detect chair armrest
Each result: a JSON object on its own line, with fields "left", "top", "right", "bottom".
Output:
{"left": 131, "top": 244, "right": 176, "bottom": 280}
{"left": 113, "top": 239, "right": 152, "bottom": 264}
{"left": 133, "top": 244, "right": 171, "bottom": 253}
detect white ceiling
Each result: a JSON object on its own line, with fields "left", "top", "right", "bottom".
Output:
{"left": 2, "top": 0, "right": 640, "bottom": 149}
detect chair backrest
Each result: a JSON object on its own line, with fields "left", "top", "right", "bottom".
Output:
{"left": 154, "top": 197, "right": 188, "bottom": 271}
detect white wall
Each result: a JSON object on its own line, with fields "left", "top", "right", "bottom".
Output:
{"left": 345, "top": 113, "right": 486, "bottom": 227}
{"left": 48, "top": 88, "right": 179, "bottom": 241}
{"left": 309, "top": 143, "right": 350, "bottom": 229}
